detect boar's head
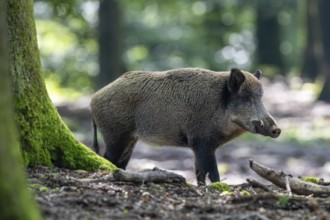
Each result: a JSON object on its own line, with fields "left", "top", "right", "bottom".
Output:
{"left": 226, "top": 68, "right": 281, "bottom": 138}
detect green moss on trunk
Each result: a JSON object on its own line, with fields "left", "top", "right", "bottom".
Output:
{"left": 7, "top": 0, "right": 115, "bottom": 170}
{"left": 0, "top": 2, "right": 42, "bottom": 219}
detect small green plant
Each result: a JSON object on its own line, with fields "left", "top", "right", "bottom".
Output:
{"left": 299, "top": 176, "right": 321, "bottom": 184}
{"left": 209, "top": 182, "right": 231, "bottom": 192}
{"left": 239, "top": 190, "right": 251, "bottom": 196}
{"left": 39, "top": 186, "right": 49, "bottom": 193}
{"left": 29, "top": 183, "right": 42, "bottom": 189}
{"left": 29, "top": 183, "right": 49, "bottom": 192}
{"left": 278, "top": 196, "right": 289, "bottom": 207}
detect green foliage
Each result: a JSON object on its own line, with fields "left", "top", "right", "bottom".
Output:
{"left": 35, "top": 0, "right": 302, "bottom": 94}
{"left": 36, "top": 19, "right": 96, "bottom": 93}
{"left": 36, "top": 0, "right": 77, "bottom": 17}
{"left": 120, "top": 0, "right": 256, "bottom": 71}
{"left": 35, "top": 0, "right": 97, "bottom": 93}
{"left": 45, "top": 77, "right": 84, "bottom": 102}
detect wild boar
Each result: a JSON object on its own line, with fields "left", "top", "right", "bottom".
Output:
{"left": 90, "top": 68, "right": 281, "bottom": 185}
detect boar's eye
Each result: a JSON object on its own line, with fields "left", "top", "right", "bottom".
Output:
{"left": 253, "top": 69, "right": 262, "bottom": 79}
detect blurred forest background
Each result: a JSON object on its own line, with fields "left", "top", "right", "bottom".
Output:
{"left": 35, "top": 0, "right": 330, "bottom": 99}
{"left": 33, "top": 0, "right": 330, "bottom": 182}
{"left": 34, "top": 0, "right": 330, "bottom": 139}
{"left": 34, "top": 0, "right": 330, "bottom": 144}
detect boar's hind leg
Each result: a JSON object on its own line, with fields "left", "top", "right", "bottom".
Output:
{"left": 104, "top": 134, "right": 137, "bottom": 169}
{"left": 192, "top": 143, "right": 220, "bottom": 186}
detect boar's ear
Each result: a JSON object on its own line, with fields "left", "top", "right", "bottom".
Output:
{"left": 228, "top": 68, "right": 245, "bottom": 93}
{"left": 253, "top": 69, "right": 262, "bottom": 79}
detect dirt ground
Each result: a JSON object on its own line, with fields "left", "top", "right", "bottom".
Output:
{"left": 27, "top": 166, "right": 330, "bottom": 220}
{"left": 31, "top": 78, "right": 330, "bottom": 219}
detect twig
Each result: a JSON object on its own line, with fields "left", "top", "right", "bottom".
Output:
{"left": 246, "top": 178, "right": 272, "bottom": 192}
{"left": 249, "top": 159, "right": 330, "bottom": 196}
{"left": 285, "top": 175, "right": 292, "bottom": 197}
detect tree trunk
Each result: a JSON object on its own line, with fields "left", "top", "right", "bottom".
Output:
{"left": 301, "top": 0, "right": 321, "bottom": 80}
{"left": 318, "top": 0, "right": 330, "bottom": 102}
{"left": 256, "top": 1, "right": 284, "bottom": 74}
{"left": 97, "top": 0, "right": 125, "bottom": 89}
{"left": 6, "top": 0, "right": 115, "bottom": 170}
{"left": 0, "top": 2, "right": 42, "bottom": 219}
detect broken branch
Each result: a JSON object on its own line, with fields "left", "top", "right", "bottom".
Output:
{"left": 113, "top": 167, "right": 186, "bottom": 184}
{"left": 285, "top": 175, "right": 292, "bottom": 197}
{"left": 246, "top": 178, "right": 272, "bottom": 192}
{"left": 249, "top": 160, "right": 330, "bottom": 196}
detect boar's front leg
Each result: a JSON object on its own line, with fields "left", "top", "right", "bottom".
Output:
{"left": 192, "top": 140, "right": 220, "bottom": 186}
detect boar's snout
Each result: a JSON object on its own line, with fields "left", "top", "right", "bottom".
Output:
{"left": 252, "top": 119, "right": 281, "bottom": 138}
{"left": 270, "top": 127, "right": 281, "bottom": 138}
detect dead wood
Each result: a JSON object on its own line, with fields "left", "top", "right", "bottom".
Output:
{"left": 246, "top": 178, "right": 272, "bottom": 192}
{"left": 249, "top": 159, "right": 330, "bottom": 196}
{"left": 284, "top": 175, "right": 293, "bottom": 196}
{"left": 69, "top": 174, "right": 115, "bottom": 183}
{"left": 112, "top": 167, "right": 186, "bottom": 184}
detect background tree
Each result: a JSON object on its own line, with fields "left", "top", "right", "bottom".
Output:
{"left": 35, "top": 0, "right": 97, "bottom": 93}
{"left": 301, "top": 0, "right": 322, "bottom": 81}
{"left": 120, "top": 1, "right": 257, "bottom": 71}
{"left": 255, "top": 0, "right": 284, "bottom": 74}
{"left": 97, "top": 0, "right": 125, "bottom": 88}
{"left": 317, "top": 0, "right": 330, "bottom": 102}
{"left": 33, "top": 1, "right": 330, "bottom": 102}
{"left": 7, "top": 0, "right": 115, "bottom": 170}
{"left": 0, "top": 1, "right": 41, "bottom": 219}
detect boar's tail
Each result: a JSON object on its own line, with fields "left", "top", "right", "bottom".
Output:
{"left": 92, "top": 119, "right": 99, "bottom": 154}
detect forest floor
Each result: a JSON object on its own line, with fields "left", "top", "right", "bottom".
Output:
{"left": 28, "top": 166, "right": 330, "bottom": 220}
{"left": 28, "top": 78, "right": 330, "bottom": 219}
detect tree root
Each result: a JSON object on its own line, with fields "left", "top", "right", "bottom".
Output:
{"left": 249, "top": 159, "right": 330, "bottom": 197}
{"left": 113, "top": 167, "right": 186, "bottom": 184}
